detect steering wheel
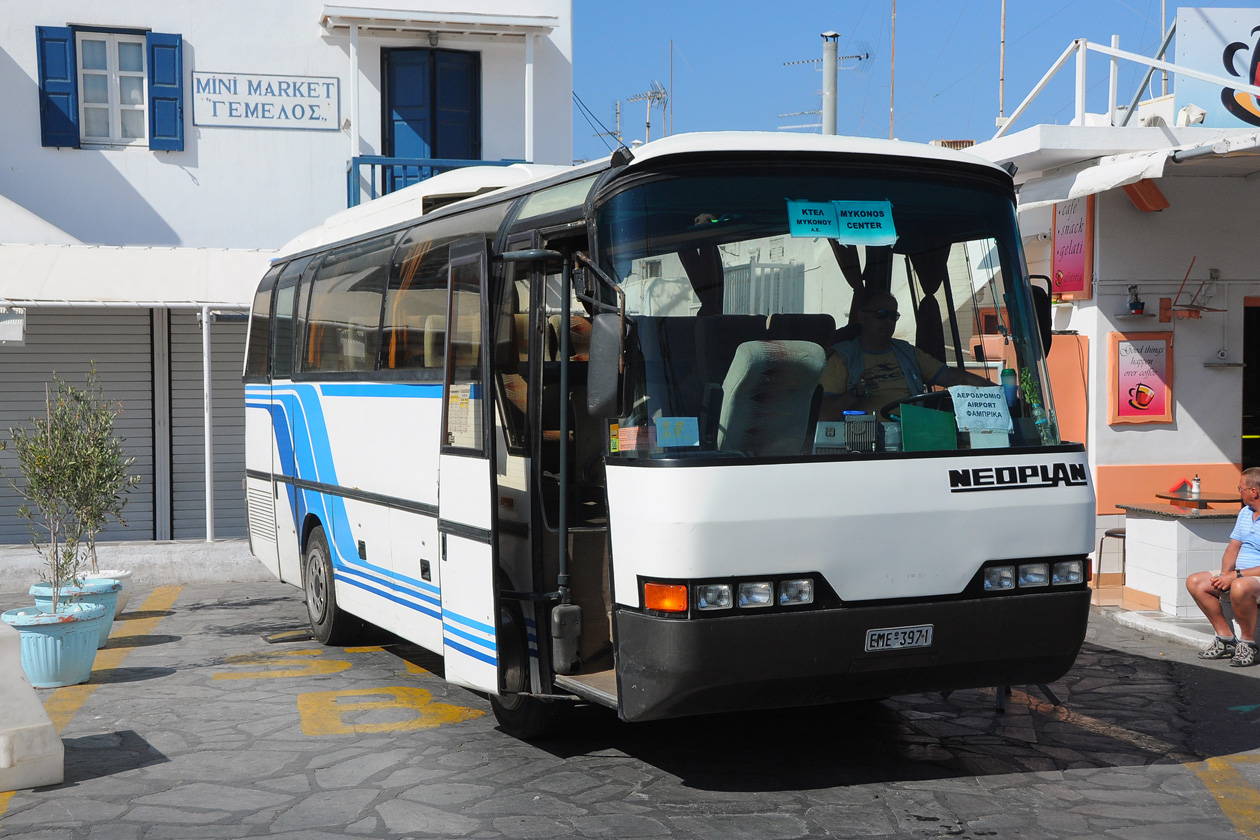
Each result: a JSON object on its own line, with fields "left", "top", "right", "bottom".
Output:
{"left": 879, "top": 389, "right": 953, "bottom": 421}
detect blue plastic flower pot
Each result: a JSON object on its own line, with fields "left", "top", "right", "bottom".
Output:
{"left": 30, "top": 580, "right": 122, "bottom": 649}
{"left": 2, "top": 603, "right": 107, "bottom": 688}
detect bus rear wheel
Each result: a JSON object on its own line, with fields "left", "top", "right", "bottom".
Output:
{"left": 303, "top": 525, "right": 359, "bottom": 645}
{"left": 489, "top": 602, "right": 567, "bottom": 740}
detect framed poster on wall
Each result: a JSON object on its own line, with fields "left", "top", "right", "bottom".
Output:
{"left": 1051, "top": 194, "right": 1094, "bottom": 300}
{"left": 1108, "top": 331, "right": 1173, "bottom": 425}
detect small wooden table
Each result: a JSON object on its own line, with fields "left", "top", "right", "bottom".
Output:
{"left": 1154, "top": 490, "right": 1239, "bottom": 511}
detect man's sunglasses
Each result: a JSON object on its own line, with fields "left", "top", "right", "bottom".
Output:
{"left": 862, "top": 309, "right": 900, "bottom": 321}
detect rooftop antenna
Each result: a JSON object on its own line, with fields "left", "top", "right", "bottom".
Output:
{"left": 781, "top": 34, "right": 870, "bottom": 133}
{"left": 890, "top": 0, "right": 897, "bottom": 139}
{"left": 627, "top": 81, "right": 668, "bottom": 143}
{"left": 997, "top": 0, "right": 1007, "bottom": 128}
{"left": 593, "top": 101, "right": 622, "bottom": 145}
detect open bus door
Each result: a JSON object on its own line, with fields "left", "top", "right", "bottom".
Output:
{"left": 437, "top": 237, "right": 501, "bottom": 693}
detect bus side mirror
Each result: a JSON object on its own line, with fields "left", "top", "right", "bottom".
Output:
{"left": 588, "top": 313, "right": 629, "bottom": 419}
{"left": 1029, "top": 274, "right": 1053, "bottom": 354}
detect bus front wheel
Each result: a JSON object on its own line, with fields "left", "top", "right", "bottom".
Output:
{"left": 489, "top": 602, "right": 567, "bottom": 740}
{"left": 303, "top": 525, "right": 358, "bottom": 645}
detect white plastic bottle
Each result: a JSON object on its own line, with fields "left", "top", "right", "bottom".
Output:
{"left": 1192, "top": 474, "right": 1201, "bottom": 497}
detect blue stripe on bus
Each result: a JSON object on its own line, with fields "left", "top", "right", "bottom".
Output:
{"left": 443, "top": 608, "right": 496, "bottom": 636}
{"left": 319, "top": 382, "right": 443, "bottom": 399}
{"left": 444, "top": 636, "right": 497, "bottom": 666}
{"left": 338, "top": 573, "right": 442, "bottom": 622}
{"left": 442, "top": 621, "right": 496, "bottom": 652}
{"left": 343, "top": 564, "right": 441, "bottom": 608}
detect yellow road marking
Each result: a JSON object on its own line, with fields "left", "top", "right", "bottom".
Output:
{"left": 212, "top": 649, "right": 351, "bottom": 680}
{"left": 296, "top": 686, "right": 485, "bottom": 735}
{"left": 1195, "top": 757, "right": 1260, "bottom": 838}
{"left": 0, "top": 586, "right": 181, "bottom": 827}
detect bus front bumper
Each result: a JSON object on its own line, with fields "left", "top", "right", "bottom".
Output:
{"left": 613, "top": 589, "right": 1091, "bottom": 722}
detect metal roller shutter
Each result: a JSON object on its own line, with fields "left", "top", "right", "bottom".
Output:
{"left": 169, "top": 313, "right": 247, "bottom": 539}
{"left": 0, "top": 309, "right": 155, "bottom": 544}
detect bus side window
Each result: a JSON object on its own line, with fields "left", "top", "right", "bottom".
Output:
{"left": 301, "top": 232, "right": 399, "bottom": 374}
{"left": 245, "top": 265, "right": 281, "bottom": 379}
{"left": 383, "top": 230, "right": 452, "bottom": 374}
{"left": 271, "top": 256, "right": 311, "bottom": 380}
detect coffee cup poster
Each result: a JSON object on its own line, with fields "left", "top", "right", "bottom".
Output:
{"left": 1108, "top": 332, "right": 1174, "bottom": 425}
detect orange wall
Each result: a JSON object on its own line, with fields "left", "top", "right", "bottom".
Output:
{"left": 1047, "top": 334, "right": 1089, "bottom": 447}
{"left": 1095, "top": 463, "right": 1242, "bottom": 515}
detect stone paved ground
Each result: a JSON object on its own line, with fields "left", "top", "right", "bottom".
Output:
{"left": 3, "top": 581, "right": 1260, "bottom": 839}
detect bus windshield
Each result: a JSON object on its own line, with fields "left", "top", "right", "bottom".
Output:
{"left": 594, "top": 163, "right": 1058, "bottom": 460}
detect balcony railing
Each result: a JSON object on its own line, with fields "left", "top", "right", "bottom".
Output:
{"left": 347, "top": 155, "right": 521, "bottom": 208}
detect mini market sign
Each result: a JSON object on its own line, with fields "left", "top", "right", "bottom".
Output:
{"left": 192, "top": 72, "right": 339, "bottom": 130}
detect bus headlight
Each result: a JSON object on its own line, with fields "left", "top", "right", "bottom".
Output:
{"left": 1018, "top": 562, "right": 1050, "bottom": 588}
{"left": 737, "top": 582, "right": 774, "bottom": 608}
{"left": 778, "top": 579, "right": 814, "bottom": 606}
{"left": 695, "top": 583, "right": 733, "bottom": 610}
{"left": 1052, "top": 560, "right": 1084, "bottom": 585}
{"left": 984, "top": 566, "right": 1015, "bottom": 591}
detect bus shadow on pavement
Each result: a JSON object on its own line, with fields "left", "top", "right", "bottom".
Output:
{"left": 528, "top": 639, "right": 1260, "bottom": 792}
{"left": 59, "top": 730, "right": 169, "bottom": 786}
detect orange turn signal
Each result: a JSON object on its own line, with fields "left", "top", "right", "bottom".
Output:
{"left": 644, "top": 582, "right": 688, "bottom": 613}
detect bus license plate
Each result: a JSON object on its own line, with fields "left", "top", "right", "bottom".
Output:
{"left": 865, "top": 624, "right": 933, "bottom": 652}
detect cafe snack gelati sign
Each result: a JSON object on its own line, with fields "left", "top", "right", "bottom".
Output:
{"left": 1108, "top": 332, "right": 1173, "bottom": 425}
{"left": 1051, "top": 195, "right": 1093, "bottom": 300}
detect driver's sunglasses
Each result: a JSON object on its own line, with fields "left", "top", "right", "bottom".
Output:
{"left": 863, "top": 308, "right": 900, "bottom": 321}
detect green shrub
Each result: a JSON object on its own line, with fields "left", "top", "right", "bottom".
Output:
{"left": 4, "top": 365, "right": 138, "bottom": 612}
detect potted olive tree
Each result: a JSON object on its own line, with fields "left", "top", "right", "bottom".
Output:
{"left": 68, "top": 367, "right": 140, "bottom": 618}
{"left": 1, "top": 368, "right": 130, "bottom": 685}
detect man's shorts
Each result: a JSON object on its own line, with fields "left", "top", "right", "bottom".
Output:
{"left": 1213, "top": 572, "right": 1260, "bottom": 603}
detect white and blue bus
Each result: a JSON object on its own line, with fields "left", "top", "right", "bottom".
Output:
{"left": 244, "top": 132, "right": 1096, "bottom": 737}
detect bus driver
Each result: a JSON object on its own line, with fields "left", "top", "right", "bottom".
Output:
{"left": 819, "top": 289, "right": 993, "bottom": 419}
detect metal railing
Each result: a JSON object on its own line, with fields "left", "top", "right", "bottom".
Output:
{"left": 346, "top": 155, "right": 521, "bottom": 207}
{"left": 994, "top": 25, "right": 1260, "bottom": 139}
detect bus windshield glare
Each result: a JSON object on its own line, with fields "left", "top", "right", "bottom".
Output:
{"left": 595, "top": 164, "right": 1058, "bottom": 460}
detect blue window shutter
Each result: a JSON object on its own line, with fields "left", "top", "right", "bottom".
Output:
{"left": 147, "top": 32, "right": 183, "bottom": 151}
{"left": 36, "top": 26, "right": 79, "bottom": 148}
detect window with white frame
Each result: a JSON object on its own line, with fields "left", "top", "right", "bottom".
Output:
{"left": 77, "top": 33, "right": 147, "bottom": 144}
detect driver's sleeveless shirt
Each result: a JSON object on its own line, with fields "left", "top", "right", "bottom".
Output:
{"left": 820, "top": 340, "right": 945, "bottom": 415}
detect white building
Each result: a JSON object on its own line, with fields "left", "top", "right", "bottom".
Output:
{"left": 971, "top": 8, "right": 1260, "bottom": 614}
{"left": 0, "top": 1, "right": 573, "bottom": 544}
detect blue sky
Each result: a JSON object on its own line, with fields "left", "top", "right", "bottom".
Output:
{"left": 570, "top": 1, "right": 1232, "bottom": 162}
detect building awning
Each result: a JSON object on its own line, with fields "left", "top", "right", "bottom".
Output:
{"left": 319, "top": 5, "right": 559, "bottom": 38}
{"left": 1016, "top": 149, "right": 1172, "bottom": 209}
{"left": 0, "top": 244, "right": 274, "bottom": 308}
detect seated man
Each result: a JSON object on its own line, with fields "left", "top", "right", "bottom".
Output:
{"left": 819, "top": 290, "right": 993, "bottom": 419}
{"left": 1185, "top": 467, "right": 1260, "bottom": 667}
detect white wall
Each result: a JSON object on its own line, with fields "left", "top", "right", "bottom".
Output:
{"left": 0, "top": 0, "right": 572, "bottom": 251}
{"left": 1023, "top": 179, "right": 1258, "bottom": 471}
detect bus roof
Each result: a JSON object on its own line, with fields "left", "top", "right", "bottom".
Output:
{"left": 273, "top": 163, "right": 572, "bottom": 261}
{"left": 618, "top": 131, "right": 1007, "bottom": 175}
{"left": 271, "top": 132, "right": 1008, "bottom": 264}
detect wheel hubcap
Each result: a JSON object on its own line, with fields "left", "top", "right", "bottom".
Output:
{"left": 306, "top": 549, "right": 327, "bottom": 621}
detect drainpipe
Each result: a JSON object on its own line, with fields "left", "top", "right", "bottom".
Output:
{"left": 349, "top": 24, "right": 360, "bottom": 199}
{"left": 201, "top": 305, "right": 215, "bottom": 542}
{"left": 525, "top": 34, "right": 535, "bottom": 162}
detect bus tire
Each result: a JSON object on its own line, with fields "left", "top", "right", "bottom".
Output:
{"left": 489, "top": 602, "right": 566, "bottom": 740}
{"left": 303, "top": 525, "right": 358, "bottom": 645}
